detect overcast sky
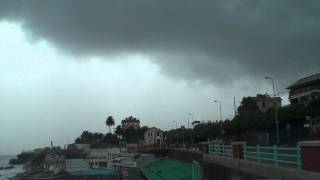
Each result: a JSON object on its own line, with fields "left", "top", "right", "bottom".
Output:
{"left": 0, "top": 0, "right": 319, "bottom": 155}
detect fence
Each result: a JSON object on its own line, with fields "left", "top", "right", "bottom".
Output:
{"left": 243, "top": 145, "right": 302, "bottom": 170}
{"left": 192, "top": 160, "right": 203, "bottom": 180}
{"left": 208, "top": 144, "right": 233, "bottom": 157}
{"left": 208, "top": 144, "right": 302, "bottom": 171}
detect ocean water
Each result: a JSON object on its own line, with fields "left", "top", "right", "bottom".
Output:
{"left": 0, "top": 156, "right": 25, "bottom": 180}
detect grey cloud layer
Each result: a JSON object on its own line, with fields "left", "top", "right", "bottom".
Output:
{"left": 1, "top": 0, "right": 320, "bottom": 90}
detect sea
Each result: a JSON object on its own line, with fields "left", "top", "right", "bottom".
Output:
{"left": 0, "top": 156, "right": 25, "bottom": 180}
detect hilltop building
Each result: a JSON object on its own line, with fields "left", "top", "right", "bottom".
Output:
{"left": 287, "top": 74, "right": 320, "bottom": 105}
{"left": 254, "top": 94, "right": 281, "bottom": 113}
{"left": 121, "top": 116, "right": 140, "bottom": 130}
{"left": 238, "top": 94, "right": 281, "bottom": 114}
{"left": 144, "top": 127, "right": 163, "bottom": 146}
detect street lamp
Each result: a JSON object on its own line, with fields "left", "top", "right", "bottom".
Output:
{"left": 213, "top": 100, "right": 223, "bottom": 122}
{"left": 187, "top": 113, "right": 193, "bottom": 129}
{"left": 173, "top": 121, "right": 178, "bottom": 129}
{"left": 265, "top": 76, "right": 280, "bottom": 145}
{"left": 213, "top": 100, "right": 224, "bottom": 141}
{"left": 265, "top": 76, "right": 275, "bottom": 96}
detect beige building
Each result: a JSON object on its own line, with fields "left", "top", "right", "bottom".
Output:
{"left": 144, "top": 127, "right": 163, "bottom": 146}
{"left": 254, "top": 94, "right": 281, "bottom": 113}
{"left": 287, "top": 74, "right": 320, "bottom": 105}
{"left": 121, "top": 116, "right": 140, "bottom": 130}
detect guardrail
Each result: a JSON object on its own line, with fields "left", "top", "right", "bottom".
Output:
{"left": 192, "top": 160, "right": 203, "bottom": 180}
{"left": 208, "top": 144, "right": 302, "bottom": 171}
{"left": 243, "top": 145, "right": 302, "bottom": 170}
{"left": 208, "top": 144, "right": 233, "bottom": 157}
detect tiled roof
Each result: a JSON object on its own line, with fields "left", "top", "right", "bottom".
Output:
{"left": 121, "top": 116, "right": 140, "bottom": 123}
{"left": 147, "top": 127, "right": 162, "bottom": 131}
{"left": 287, "top": 74, "right": 320, "bottom": 89}
{"left": 251, "top": 94, "right": 281, "bottom": 102}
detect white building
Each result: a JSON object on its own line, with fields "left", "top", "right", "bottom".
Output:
{"left": 87, "top": 148, "right": 122, "bottom": 169}
{"left": 43, "top": 155, "right": 66, "bottom": 173}
{"left": 112, "top": 157, "right": 137, "bottom": 172}
{"left": 287, "top": 74, "right": 320, "bottom": 105}
{"left": 65, "top": 159, "right": 90, "bottom": 173}
{"left": 144, "top": 127, "right": 163, "bottom": 146}
{"left": 87, "top": 148, "right": 121, "bottom": 160}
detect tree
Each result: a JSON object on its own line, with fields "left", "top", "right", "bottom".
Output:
{"left": 165, "top": 127, "right": 194, "bottom": 144}
{"left": 75, "top": 131, "right": 93, "bottom": 143}
{"left": 122, "top": 126, "right": 148, "bottom": 143}
{"left": 278, "top": 103, "right": 307, "bottom": 123}
{"left": 230, "top": 97, "right": 265, "bottom": 132}
{"left": 75, "top": 131, "right": 104, "bottom": 144}
{"left": 102, "top": 133, "right": 119, "bottom": 144}
{"left": 115, "top": 125, "right": 123, "bottom": 139}
{"left": 308, "top": 99, "right": 320, "bottom": 117}
{"left": 105, "top": 116, "right": 115, "bottom": 133}
{"left": 237, "top": 97, "right": 259, "bottom": 113}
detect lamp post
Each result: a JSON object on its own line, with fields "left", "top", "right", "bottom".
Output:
{"left": 213, "top": 100, "right": 224, "bottom": 142}
{"left": 214, "top": 100, "right": 223, "bottom": 122}
{"left": 265, "top": 76, "right": 275, "bottom": 96}
{"left": 265, "top": 76, "right": 280, "bottom": 145}
{"left": 187, "top": 113, "right": 194, "bottom": 144}
{"left": 173, "top": 121, "right": 178, "bottom": 129}
{"left": 181, "top": 125, "right": 185, "bottom": 147}
{"left": 187, "top": 113, "right": 193, "bottom": 129}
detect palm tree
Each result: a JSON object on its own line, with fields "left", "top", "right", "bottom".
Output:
{"left": 105, "top": 116, "right": 115, "bottom": 133}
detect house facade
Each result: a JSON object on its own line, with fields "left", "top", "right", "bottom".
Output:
{"left": 43, "top": 149, "right": 86, "bottom": 173}
{"left": 86, "top": 148, "right": 118, "bottom": 168}
{"left": 254, "top": 94, "right": 281, "bottom": 113}
{"left": 287, "top": 74, "right": 320, "bottom": 105}
{"left": 121, "top": 116, "right": 140, "bottom": 130}
{"left": 144, "top": 127, "right": 163, "bottom": 146}
{"left": 87, "top": 148, "right": 121, "bottom": 160}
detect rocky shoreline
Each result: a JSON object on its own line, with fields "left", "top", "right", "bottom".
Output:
{"left": 13, "top": 171, "right": 120, "bottom": 180}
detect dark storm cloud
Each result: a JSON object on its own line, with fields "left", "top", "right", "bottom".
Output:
{"left": 1, "top": 0, "right": 320, "bottom": 90}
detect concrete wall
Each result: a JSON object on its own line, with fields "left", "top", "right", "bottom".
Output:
{"left": 202, "top": 161, "right": 259, "bottom": 180}
{"left": 167, "top": 148, "right": 202, "bottom": 163}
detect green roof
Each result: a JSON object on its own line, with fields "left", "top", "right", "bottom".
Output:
{"left": 141, "top": 158, "right": 192, "bottom": 180}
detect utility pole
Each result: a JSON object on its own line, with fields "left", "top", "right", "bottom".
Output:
{"left": 234, "top": 97, "right": 237, "bottom": 117}
{"left": 187, "top": 114, "right": 190, "bottom": 129}
{"left": 265, "top": 76, "right": 280, "bottom": 145}
{"left": 187, "top": 113, "right": 193, "bottom": 129}
{"left": 213, "top": 100, "right": 224, "bottom": 142}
